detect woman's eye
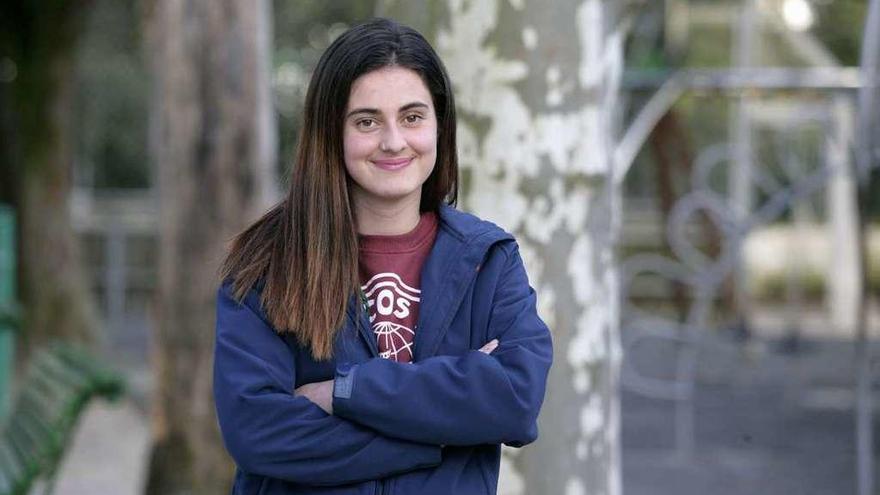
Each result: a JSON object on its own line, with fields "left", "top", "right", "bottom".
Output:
{"left": 403, "top": 114, "right": 423, "bottom": 124}
{"left": 356, "top": 118, "right": 377, "bottom": 129}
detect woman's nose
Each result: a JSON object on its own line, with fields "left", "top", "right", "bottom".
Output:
{"left": 380, "top": 124, "right": 406, "bottom": 153}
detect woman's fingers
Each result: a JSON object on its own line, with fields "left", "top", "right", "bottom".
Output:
{"left": 294, "top": 380, "right": 334, "bottom": 414}
{"left": 479, "top": 339, "right": 499, "bottom": 354}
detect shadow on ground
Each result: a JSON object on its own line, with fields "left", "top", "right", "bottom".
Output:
{"left": 622, "top": 333, "right": 873, "bottom": 495}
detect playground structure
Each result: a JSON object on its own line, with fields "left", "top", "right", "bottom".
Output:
{"left": 619, "top": 0, "right": 880, "bottom": 493}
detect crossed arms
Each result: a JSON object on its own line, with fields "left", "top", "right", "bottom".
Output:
{"left": 213, "top": 245, "right": 552, "bottom": 485}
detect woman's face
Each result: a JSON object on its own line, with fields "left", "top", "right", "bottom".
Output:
{"left": 342, "top": 66, "right": 438, "bottom": 211}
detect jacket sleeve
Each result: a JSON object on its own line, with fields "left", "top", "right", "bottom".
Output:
{"left": 332, "top": 243, "right": 553, "bottom": 447}
{"left": 213, "top": 283, "right": 442, "bottom": 486}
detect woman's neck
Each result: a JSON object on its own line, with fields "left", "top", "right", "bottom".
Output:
{"left": 353, "top": 193, "right": 422, "bottom": 236}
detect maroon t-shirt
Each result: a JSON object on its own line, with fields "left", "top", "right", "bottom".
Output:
{"left": 358, "top": 212, "right": 438, "bottom": 363}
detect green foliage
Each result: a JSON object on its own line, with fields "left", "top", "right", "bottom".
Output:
{"left": 812, "top": 0, "right": 868, "bottom": 66}
{"left": 683, "top": 23, "right": 733, "bottom": 68}
{"left": 0, "top": 0, "right": 92, "bottom": 181}
{"left": 623, "top": 0, "right": 879, "bottom": 215}
{"left": 74, "top": 0, "right": 149, "bottom": 189}
{"left": 273, "top": 0, "right": 378, "bottom": 180}
{"left": 753, "top": 266, "right": 828, "bottom": 302}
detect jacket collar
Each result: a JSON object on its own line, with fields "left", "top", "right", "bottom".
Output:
{"left": 435, "top": 204, "right": 511, "bottom": 245}
{"left": 353, "top": 204, "right": 513, "bottom": 360}
{"left": 415, "top": 204, "right": 512, "bottom": 360}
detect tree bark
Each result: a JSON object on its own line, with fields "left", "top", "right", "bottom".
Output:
{"left": 144, "top": 1, "right": 276, "bottom": 493}
{"left": 381, "top": 1, "right": 623, "bottom": 493}
{"left": 0, "top": 1, "right": 98, "bottom": 363}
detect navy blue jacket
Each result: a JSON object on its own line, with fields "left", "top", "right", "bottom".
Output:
{"left": 213, "top": 205, "right": 553, "bottom": 494}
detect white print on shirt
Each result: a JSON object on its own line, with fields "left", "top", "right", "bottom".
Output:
{"left": 361, "top": 272, "right": 420, "bottom": 361}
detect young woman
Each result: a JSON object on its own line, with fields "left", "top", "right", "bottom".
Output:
{"left": 214, "top": 18, "right": 553, "bottom": 495}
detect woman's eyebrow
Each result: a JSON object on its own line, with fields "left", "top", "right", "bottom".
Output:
{"left": 399, "top": 102, "right": 429, "bottom": 112}
{"left": 346, "top": 102, "right": 429, "bottom": 119}
{"left": 346, "top": 108, "right": 379, "bottom": 119}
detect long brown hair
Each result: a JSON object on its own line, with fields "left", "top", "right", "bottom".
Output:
{"left": 221, "top": 18, "right": 458, "bottom": 360}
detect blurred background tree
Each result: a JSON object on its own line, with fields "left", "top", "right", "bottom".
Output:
{"left": 382, "top": 1, "right": 625, "bottom": 493}
{"left": 273, "top": 1, "right": 376, "bottom": 179}
{"left": 143, "top": 0, "right": 276, "bottom": 493}
{"left": 624, "top": 0, "right": 874, "bottom": 218}
{"left": 75, "top": 1, "right": 150, "bottom": 190}
{"left": 813, "top": 0, "right": 868, "bottom": 66}
{"left": 0, "top": 0, "right": 876, "bottom": 493}
{"left": 0, "top": 1, "right": 98, "bottom": 362}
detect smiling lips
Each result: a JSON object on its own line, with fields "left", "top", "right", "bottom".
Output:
{"left": 371, "top": 157, "right": 414, "bottom": 171}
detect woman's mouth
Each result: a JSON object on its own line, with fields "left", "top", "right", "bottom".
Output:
{"left": 372, "top": 157, "right": 413, "bottom": 171}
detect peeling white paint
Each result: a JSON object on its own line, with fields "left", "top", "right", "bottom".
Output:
{"left": 568, "top": 309, "right": 604, "bottom": 366}
{"left": 439, "top": 0, "right": 610, "bottom": 231}
{"left": 482, "top": 91, "right": 539, "bottom": 176}
{"left": 573, "top": 368, "right": 591, "bottom": 393}
{"left": 580, "top": 394, "right": 603, "bottom": 438}
{"left": 547, "top": 90, "right": 563, "bottom": 107}
{"left": 564, "top": 186, "right": 591, "bottom": 234}
{"left": 437, "top": 0, "right": 623, "bottom": 493}
{"left": 576, "top": 440, "right": 588, "bottom": 460}
{"left": 524, "top": 179, "right": 564, "bottom": 243}
{"left": 591, "top": 438, "right": 605, "bottom": 457}
{"left": 456, "top": 121, "right": 479, "bottom": 171}
{"left": 567, "top": 235, "right": 595, "bottom": 304}
{"left": 504, "top": 444, "right": 522, "bottom": 458}
{"left": 470, "top": 167, "right": 528, "bottom": 231}
{"left": 547, "top": 66, "right": 561, "bottom": 86}
{"left": 522, "top": 26, "right": 538, "bottom": 49}
{"left": 517, "top": 242, "right": 542, "bottom": 283}
{"left": 536, "top": 285, "right": 557, "bottom": 330}
{"left": 545, "top": 66, "right": 565, "bottom": 106}
{"left": 577, "top": 0, "right": 603, "bottom": 89}
{"left": 566, "top": 477, "right": 586, "bottom": 495}
{"left": 523, "top": 180, "right": 591, "bottom": 242}
{"left": 605, "top": 264, "right": 624, "bottom": 495}
{"left": 529, "top": 195, "right": 553, "bottom": 233}
{"left": 545, "top": 65, "right": 575, "bottom": 108}
{"left": 498, "top": 445, "right": 525, "bottom": 495}
{"left": 535, "top": 110, "right": 606, "bottom": 174}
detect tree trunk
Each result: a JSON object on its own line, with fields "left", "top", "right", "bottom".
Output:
{"left": 0, "top": 2, "right": 98, "bottom": 363}
{"left": 144, "top": 1, "right": 276, "bottom": 493}
{"left": 381, "top": 1, "right": 623, "bottom": 493}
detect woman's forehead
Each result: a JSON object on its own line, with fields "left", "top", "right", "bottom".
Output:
{"left": 347, "top": 66, "right": 433, "bottom": 112}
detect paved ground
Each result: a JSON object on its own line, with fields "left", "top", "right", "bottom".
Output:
{"left": 622, "top": 333, "right": 870, "bottom": 495}
{"left": 51, "top": 358, "right": 152, "bottom": 495}
{"left": 53, "top": 398, "right": 150, "bottom": 495}
{"left": 47, "top": 309, "right": 877, "bottom": 495}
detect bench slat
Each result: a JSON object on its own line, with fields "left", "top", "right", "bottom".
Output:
{"left": 0, "top": 344, "right": 124, "bottom": 495}
{"left": 0, "top": 443, "right": 23, "bottom": 495}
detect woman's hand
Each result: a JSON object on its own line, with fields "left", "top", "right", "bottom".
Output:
{"left": 479, "top": 339, "right": 499, "bottom": 354}
{"left": 295, "top": 340, "right": 497, "bottom": 414}
{"left": 295, "top": 379, "right": 334, "bottom": 414}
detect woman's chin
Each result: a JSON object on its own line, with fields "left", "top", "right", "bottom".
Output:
{"left": 355, "top": 184, "right": 422, "bottom": 206}
{"left": 374, "top": 191, "right": 420, "bottom": 206}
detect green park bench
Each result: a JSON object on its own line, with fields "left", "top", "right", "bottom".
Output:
{"left": 0, "top": 205, "right": 125, "bottom": 494}
{"left": 0, "top": 343, "right": 125, "bottom": 495}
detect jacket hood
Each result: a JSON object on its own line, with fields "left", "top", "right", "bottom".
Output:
{"left": 436, "top": 203, "right": 514, "bottom": 246}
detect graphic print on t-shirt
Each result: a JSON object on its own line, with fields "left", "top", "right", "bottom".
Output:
{"left": 361, "top": 272, "right": 420, "bottom": 362}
